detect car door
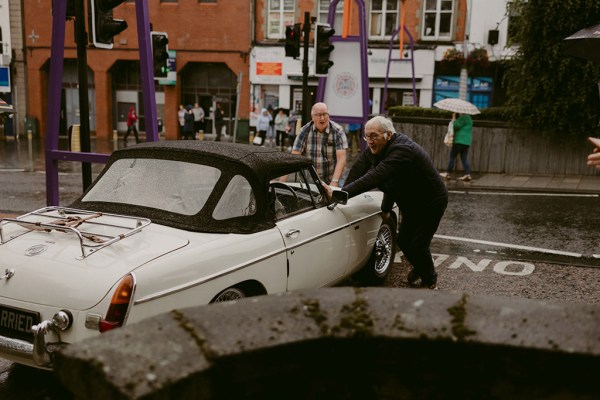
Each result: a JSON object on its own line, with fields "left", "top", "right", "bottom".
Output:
{"left": 277, "top": 206, "right": 351, "bottom": 291}
{"left": 271, "top": 168, "right": 351, "bottom": 290}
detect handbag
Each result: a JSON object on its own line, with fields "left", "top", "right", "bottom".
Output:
{"left": 444, "top": 121, "right": 454, "bottom": 147}
{"left": 253, "top": 134, "right": 263, "bottom": 146}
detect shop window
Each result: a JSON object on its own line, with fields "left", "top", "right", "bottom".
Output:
{"left": 267, "top": 0, "right": 296, "bottom": 39}
{"left": 421, "top": 0, "right": 454, "bottom": 41}
{"left": 369, "top": 0, "right": 400, "bottom": 39}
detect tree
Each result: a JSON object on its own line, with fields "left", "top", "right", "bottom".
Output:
{"left": 504, "top": 0, "right": 600, "bottom": 137}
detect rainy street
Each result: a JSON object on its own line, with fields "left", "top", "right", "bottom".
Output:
{"left": 1, "top": 169, "right": 599, "bottom": 398}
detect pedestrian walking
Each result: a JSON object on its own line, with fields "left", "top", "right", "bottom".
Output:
{"left": 274, "top": 109, "right": 289, "bottom": 151}
{"left": 183, "top": 105, "right": 195, "bottom": 140}
{"left": 291, "top": 102, "right": 348, "bottom": 186}
{"left": 286, "top": 110, "right": 299, "bottom": 152}
{"left": 254, "top": 108, "right": 272, "bottom": 146}
{"left": 265, "top": 105, "right": 275, "bottom": 147}
{"left": 192, "top": 102, "right": 205, "bottom": 138}
{"left": 322, "top": 115, "right": 448, "bottom": 290}
{"left": 177, "top": 104, "right": 186, "bottom": 139}
{"left": 214, "top": 103, "right": 225, "bottom": 141}
{"left": 123, "top": 106, "right": 139, "bottom": 146}
{"left": 439, "top": 112, "right": 473, "bottom": 181}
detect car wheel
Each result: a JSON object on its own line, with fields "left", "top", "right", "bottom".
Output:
{"left": 357, "top": 217, "right": 396, "bottom": 284}
{"left": 212, "top": 287, "right": 246, "bottom": 303}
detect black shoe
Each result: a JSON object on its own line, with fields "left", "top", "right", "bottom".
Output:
{"left": 407, "top": 269, "right": 420, "bottom": 286}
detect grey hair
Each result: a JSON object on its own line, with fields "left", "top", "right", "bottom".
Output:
{"left": 366, "top": 115, "right": 396, "bottom": 137}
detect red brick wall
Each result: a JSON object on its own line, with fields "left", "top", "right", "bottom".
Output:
{"left": 24, "top": 0, "right": 251, "bottom": 140}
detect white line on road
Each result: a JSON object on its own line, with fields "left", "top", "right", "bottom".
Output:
{"left": 448, "top": 190, "right": 598, "bottom": 198}
{"left": 434, "top": 234, "right": 583, "bottom": 258}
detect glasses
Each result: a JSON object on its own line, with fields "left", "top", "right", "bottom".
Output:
{"left": 363, "top": 132, "right": 384, "bottom": 141}
{"left": 312, "top": 112, "right": 329, "bottom": 119}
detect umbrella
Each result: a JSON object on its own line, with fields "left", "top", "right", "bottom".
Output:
{"left": 0, "top": 98, "right": 15, "bottom": 114}
{"left": 433, "top": 98, "right": 481, "bottom": 115}
{"left": 562, "top": 23, "right": 600, "bottom": 63}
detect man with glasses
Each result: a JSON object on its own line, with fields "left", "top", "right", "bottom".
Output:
{"left": 291, "top": 102, "right": 348, "bottom": 186}
{"left": 322, "top": 116, "right": 448, "bottom": 290}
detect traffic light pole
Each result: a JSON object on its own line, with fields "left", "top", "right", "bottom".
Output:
{"left": 74, "top": 0, "right": 92, "bottom": 190}
{"left": 301, "top": 12, "right": 311, "bottom": 125}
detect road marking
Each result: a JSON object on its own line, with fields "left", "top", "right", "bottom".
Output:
{"left": 434, "top": 234, "right": 582, "bottom": 258}
{"left": 0, "top": 168, "right": 26, "bottom": 172}
{"left": 395, "top": 252, "right": 536, "bottom": 276}
{"left": 449, "top": 190, "right": 598, "bottom": 198}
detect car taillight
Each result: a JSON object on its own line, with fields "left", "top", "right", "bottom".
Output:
{"left": 99, "top": 274, "right": 134, "bottom": 333}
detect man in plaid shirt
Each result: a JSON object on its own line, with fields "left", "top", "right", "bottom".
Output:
{"left": 292, "top": 102, "right": 348, "bottom": 187}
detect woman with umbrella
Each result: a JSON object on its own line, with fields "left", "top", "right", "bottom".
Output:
{"left": 434, "top": 98, "right": 479, "bottom": 181}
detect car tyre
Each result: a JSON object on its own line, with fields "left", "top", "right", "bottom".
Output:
{"left": 212, "top": 287, "right": 246, "bottom": 303}
{"left": 356, "top": 216, "right": 396, "bottom": 284}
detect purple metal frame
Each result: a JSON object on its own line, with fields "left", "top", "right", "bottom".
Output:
{"left": 316, "top": 0, "right": 370, "bottom": 126}
{"left": 45, "top": 0, "right": 158, "bottom": 206}
{"left": 381, "top": 25, "right": 417, "bottom": 114}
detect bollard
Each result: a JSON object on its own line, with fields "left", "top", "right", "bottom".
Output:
{"left": 70, "top": 125, "right": 81, "bottom": 152}
{"left": 198, "top": 130, "right": 204, "bottom": 141}
{"left": 27, "top": 130, "right": 33, "bottom": 172}
{"left": 113, "top": 130, "right": 118, "bottom": 150}
{"left": 249, "top": 132, "right": 254, "bottom": 144}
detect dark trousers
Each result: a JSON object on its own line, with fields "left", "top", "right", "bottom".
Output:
{"left": 124, "top": 125, "right": 139, "bottom": 144}
{"left": 447, "top": 143, "right": 471, "bottom": 175}
{"left": 276, "top": 130, "right": 286, "bottom": 147}
{"left": 254, "top": 130, "right": 266, "bottom": 146}
{"left": 396, "top": 200, "right": 447, "bottom": 285}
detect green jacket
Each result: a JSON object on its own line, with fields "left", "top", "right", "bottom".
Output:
{"left": 452, "top": 114, "right": 473, "bottom": 146}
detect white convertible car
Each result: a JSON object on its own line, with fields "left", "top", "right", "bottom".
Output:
{"left": 0, "top": 141, "right": 397, "bottom": 369}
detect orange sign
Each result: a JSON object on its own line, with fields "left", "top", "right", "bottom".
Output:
{"left": 256, "top": 62, "right": 282, "bottom": 76}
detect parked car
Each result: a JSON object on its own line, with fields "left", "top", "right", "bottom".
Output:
{"left": 0, "top": 141, "right": 397, "bottom": 369}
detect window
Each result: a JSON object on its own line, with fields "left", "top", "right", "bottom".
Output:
{"left": 83, "top": 159, "right": 222, "bottom": 216}
{"left": 199, "top": 0, "right": 217, "bottom": 3}
{"left": 370, "top": 0, "right": 400, "bottom": 39}
{"left": 267, "top": 0, "right": 296, "bottom": 39}
{"left": 214, "top": 175, "right": 256, "bottom": 220}
{"left": 269, "top": 167, "right": 326, "bottom": 220}
{"left": 421, "top": 0, "right": 454, "bottom": 41}
{"left": 318, "top": 0, "right": 344, "bottom": 31}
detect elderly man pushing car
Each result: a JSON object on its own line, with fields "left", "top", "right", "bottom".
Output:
{"left": 322, "top": 115, "right": 448, "bottom": 290}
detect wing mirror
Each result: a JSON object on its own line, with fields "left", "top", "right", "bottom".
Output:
{"left": 332, "top": 190, "right": 348, "bottom": 205}
{"left": 327, "top": 189, "right": 349, "bottom": 210}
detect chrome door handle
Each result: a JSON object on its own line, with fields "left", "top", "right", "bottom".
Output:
{"left": 285, "top": 229, "right": 300, "bottom": 237}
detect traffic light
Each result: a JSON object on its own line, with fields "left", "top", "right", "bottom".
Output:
{"left": 315, "top": 23, "right": 335, "bottom": 75}
{"left": 88, "top": 0, "right": 128, "bottom": 49}
{"left": 285, "top": 23, "right": 301, "bottom": 58}
{"left": 151, "top": 32, "right": 170, "bottom": 79}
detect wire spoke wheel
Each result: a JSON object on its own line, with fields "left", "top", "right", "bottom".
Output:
{"left": 213, "top": 287, "right": 246, "bottom": 303}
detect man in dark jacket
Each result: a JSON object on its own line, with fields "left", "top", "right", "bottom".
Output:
{"left": 323, "top": 116, "right": 448, "bottom": 289}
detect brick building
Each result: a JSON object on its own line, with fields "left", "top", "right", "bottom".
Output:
{"left": 24, "top": 0, "right": 251, "bottom": 140}
{"left": 21, "top": 0, "right": 516, "bottom": 140}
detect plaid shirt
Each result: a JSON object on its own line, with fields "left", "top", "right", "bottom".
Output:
{"left": 292, "top": 120, "right": 348, "bottom": 182}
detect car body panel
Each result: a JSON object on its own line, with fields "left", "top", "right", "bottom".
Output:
{"left": 0, "top": 141, "right": 396, "bottom": 369}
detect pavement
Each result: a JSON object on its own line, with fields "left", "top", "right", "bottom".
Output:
{"left": 1, "top": 136, "right": 600, "bottom": 218}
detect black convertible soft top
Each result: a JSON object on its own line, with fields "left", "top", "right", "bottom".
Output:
{"left": 70, "top": 141, "right": 316, "bottom": 233}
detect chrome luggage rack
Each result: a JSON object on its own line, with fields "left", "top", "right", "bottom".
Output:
{"left": 0, "top": 206, "right": 151, "bottom": 259}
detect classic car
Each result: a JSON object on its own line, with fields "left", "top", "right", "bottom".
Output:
{"left": 0, "top": 141, "right": 397, "bottom": 369}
